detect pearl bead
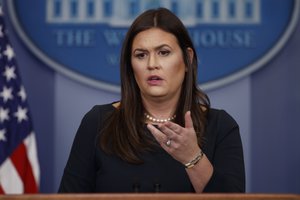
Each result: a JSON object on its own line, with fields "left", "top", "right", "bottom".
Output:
{"left": 144, "top": 113, "right": 176, "bottom": 123}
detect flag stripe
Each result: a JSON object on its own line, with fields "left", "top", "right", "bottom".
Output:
{"left": 0, "top": 184, "right": 4, "bottom": 194}
{"left": 24, "top": 132, "right": 40, "bottom": 186}
{"left": 10, "top": 143, "right": 38, "bottom": 193}
{"left": 0, "top": 158, "right": 23, "bottom": 194}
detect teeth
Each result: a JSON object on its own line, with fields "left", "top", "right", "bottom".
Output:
{"left": 150, "top": 76, "right": 160, "bottom": 80}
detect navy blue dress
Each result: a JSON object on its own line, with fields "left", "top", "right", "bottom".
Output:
{"left": 58, "top": 103, "right": 245, "bottom": 193}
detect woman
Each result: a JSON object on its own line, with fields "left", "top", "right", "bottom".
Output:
{"left": 59, "top": 8, "right": 245, "bottom": 193}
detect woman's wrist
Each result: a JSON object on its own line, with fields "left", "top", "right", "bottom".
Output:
{"left": 184, "top": 149, "right": 204, "bottom": 169}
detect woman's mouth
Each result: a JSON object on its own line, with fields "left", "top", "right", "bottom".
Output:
{"left": 147, "top": 75, "right": 163, "bottom": 85}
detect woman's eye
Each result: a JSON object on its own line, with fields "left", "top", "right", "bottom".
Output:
{"left": 159, "top": 50, "right": 170, "bottom": 56}
{"left": 135, "top": 53, "right": 146, "bottom": 59}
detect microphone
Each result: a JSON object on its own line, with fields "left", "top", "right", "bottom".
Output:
{"left": 153, "top": 177, "right": 161, "bottom": 192}
{"left": 132, "top": 177, "right": 140, "bottom": 192}
{"left": 153, "top": 183, "right": 161, "bottom": 192}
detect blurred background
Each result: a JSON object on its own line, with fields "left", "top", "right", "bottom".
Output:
{"left": 1, "top": 0, "right": 300, "bottom": 193}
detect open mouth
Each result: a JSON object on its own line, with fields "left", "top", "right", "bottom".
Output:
{"left": 147, "top": 75, "right": 163, "bottom": 85}
{"left": 148, "top": 76, "right": 162, "bottom": 81}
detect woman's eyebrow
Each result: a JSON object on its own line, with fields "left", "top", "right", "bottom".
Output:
{"left": 154, "top": 44, "right": 172, "bottom": 50}
{"left": 133, "top": 44, "right": 172, "bottom": 52}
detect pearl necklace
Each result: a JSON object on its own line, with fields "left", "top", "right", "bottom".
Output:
{"left": 144, "top": 113, "right": 176, "bottom": 123}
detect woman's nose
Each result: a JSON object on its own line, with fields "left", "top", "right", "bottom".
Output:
{"left": 147, "top": 54, "right": 160, "bottom": 70}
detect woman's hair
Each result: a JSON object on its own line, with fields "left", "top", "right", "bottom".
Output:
{"left": 99, "top": 7, "right": 210, "bottom": 164}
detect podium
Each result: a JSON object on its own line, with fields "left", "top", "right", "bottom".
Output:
{"left": 0, "top": 194, "right": 300, "bottom": 200}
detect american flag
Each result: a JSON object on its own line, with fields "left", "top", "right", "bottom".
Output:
{"left": 0, "top": 6, "right": 40, "bottom": 193}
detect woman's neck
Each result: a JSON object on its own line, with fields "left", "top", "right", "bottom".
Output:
{"left": 142, "top": 95, "right": 178, "bottom": 119}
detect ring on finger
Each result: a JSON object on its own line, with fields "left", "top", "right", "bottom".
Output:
{"left": 166, "top": 139, "right": 171, "bottom": 146}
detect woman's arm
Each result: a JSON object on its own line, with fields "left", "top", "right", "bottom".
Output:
{"left": 203, "top": 111, "right": 245, "bottom": 192}
{"left": 147, "top": 110, "right": 245, "bottom": 193}
{"left": 58, "top": 106, "right": 100, "bottom": 193}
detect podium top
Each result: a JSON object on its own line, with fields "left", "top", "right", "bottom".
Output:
{"left": 0, "top": 194, "right": 300, "bottom": 200}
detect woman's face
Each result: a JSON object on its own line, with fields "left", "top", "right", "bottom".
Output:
{"left": 131, "top": 28, "right": 191, "bottom": 102}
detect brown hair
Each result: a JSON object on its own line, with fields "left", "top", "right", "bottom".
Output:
{"left": 99, "top": 8, "right": 210, "bottom": 164}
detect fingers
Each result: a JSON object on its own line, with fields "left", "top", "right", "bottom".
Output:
{"left": 147, "top": 111, "right": 193, "bottom": 138}
{"left": 147, "top": 124, "right": 169, "bottom": 146}
{"left": 160, "top": 122, "right": 181, "bottom": 136}
{"left": 184, "top": 111, "right": 194, "bottom": 129}
{"left": 147, "top": 111, "right": 194, "bottom": 148}
{"left": 147, "top": 112, "right": 199, "bottom": 165}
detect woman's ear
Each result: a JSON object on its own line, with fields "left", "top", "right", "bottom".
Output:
{"left": 187, "top": 47, "right": 194, "bottom": 63}
{"left": 186, "top": 47, "right": 194, "bottom": 71}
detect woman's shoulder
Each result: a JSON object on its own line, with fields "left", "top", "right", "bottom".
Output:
{"left": 85, "top": 102, "right": 117, "bottom": 117}
{"left": 74, "top": 102, "right": 117, "bottom": 140}
{"left": 207, "top": 108, "right": 238, "bottom": 126}
{"left": 203, "top": 108, "right": 241, "bottom": 151}
{"left": 205, "top": 108, "right": 239, "bottom": 138}
{"left": 80, "top": 102, "right": 117, "bottom": 126}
